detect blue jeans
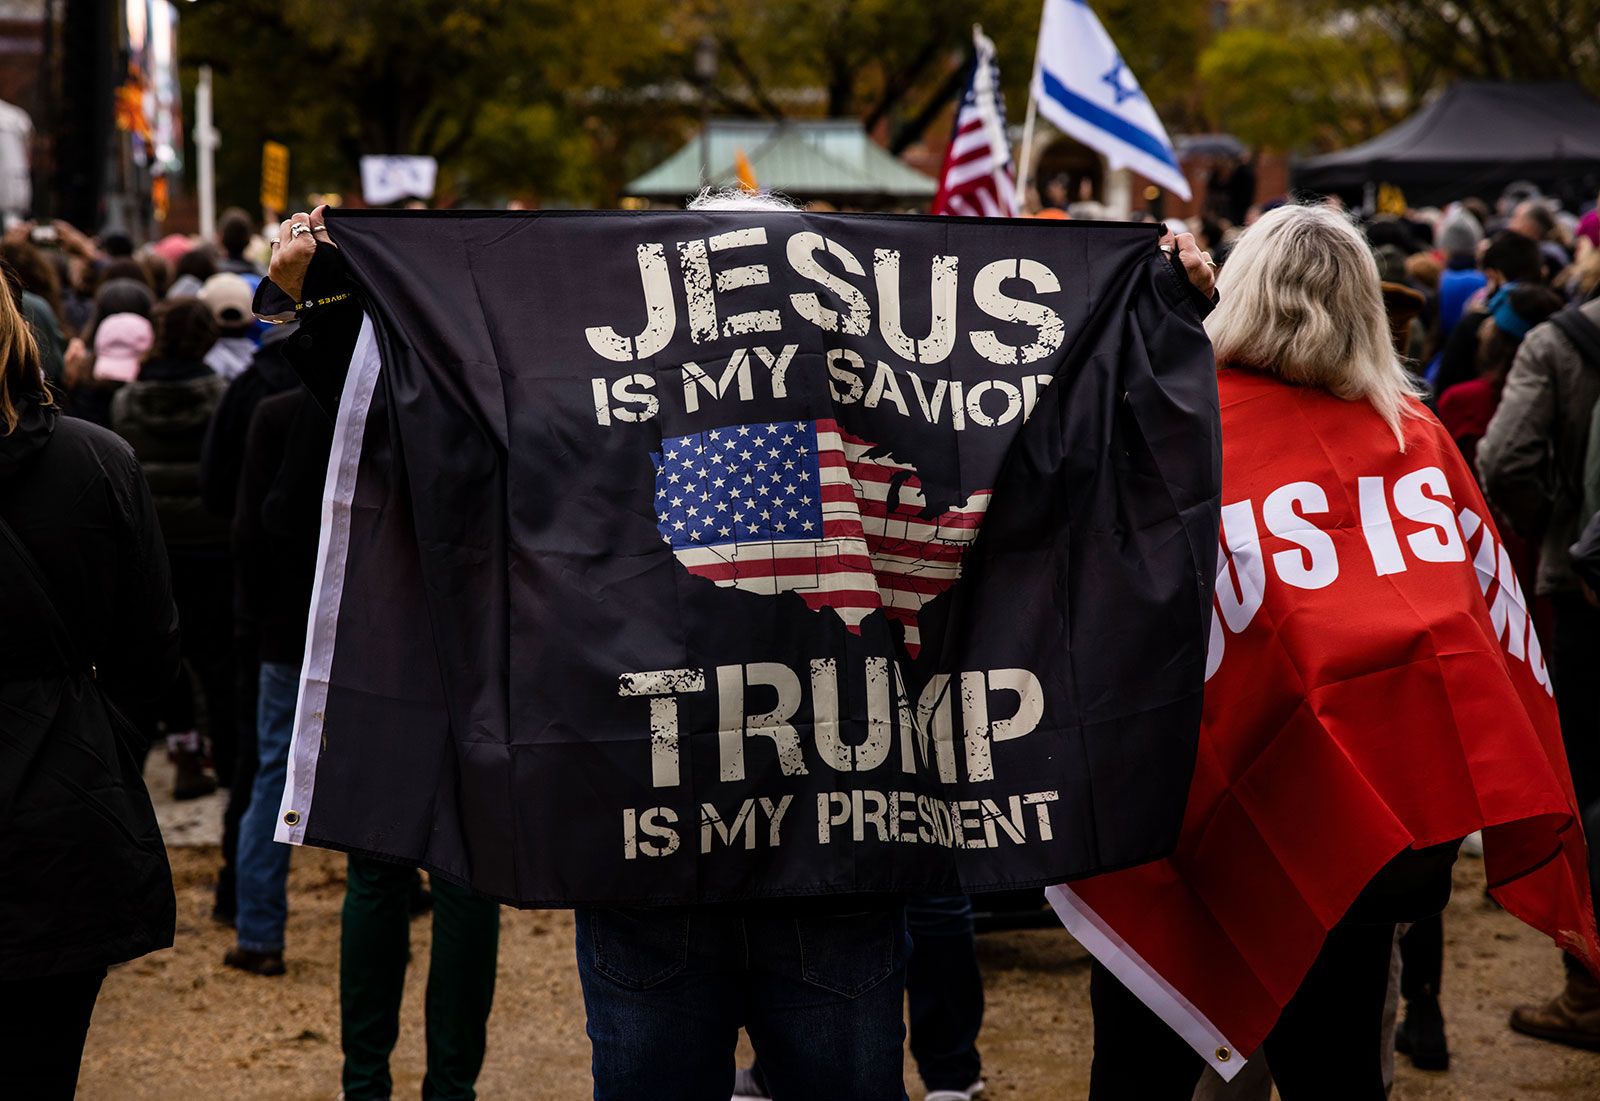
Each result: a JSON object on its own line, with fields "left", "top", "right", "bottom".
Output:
{"left": 235, "top": 662, "right": 298, "bottom": 953}
{"left": 575, "top": 902, "right": 907, "bottom": 1101}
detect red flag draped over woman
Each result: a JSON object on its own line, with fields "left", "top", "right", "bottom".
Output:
{"left": 1056, "top": 204, "right": 1600, "bottom": 1096}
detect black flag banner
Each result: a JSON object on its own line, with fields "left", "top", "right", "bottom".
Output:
{"left": 276, "top": 209, "right": 1220, "bottom": 906}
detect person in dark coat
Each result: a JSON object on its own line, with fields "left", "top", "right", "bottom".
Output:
{"left": 111, "top": 297, "right": 232, "bottom": 800}
{"left": 0, "top": 268, "right": 181, "bottom": 1098}
{"left": 198, "top": 320, "right": 302, "bottom": 924}
{"left": 1225, "top": 155, "right": 1257, "bottom": 227}
{"left": 1480, "top": 282, "right": 1600, "bottom": 1051}
{"left": 224, "top": 386, "right": 328, "bottom": 976}
{"left": 216, "top": 207, "right": 263, "bottom": 277}
{"left": 1, "top": 238, "right": 69, "bottom": 383}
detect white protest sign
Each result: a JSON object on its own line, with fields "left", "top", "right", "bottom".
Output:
{"left": 360, "top": 155, "right": 438, "bottom": 205}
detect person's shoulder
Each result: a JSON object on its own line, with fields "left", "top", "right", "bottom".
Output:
{"left": 1216, "top": 366, "right": 1276, "bottom": 396}
{"left": 247, "top": 386, "right": 308, "bottom": 437}
{"left": 1216, "top": 367, "right": 1344, "bottom": 432}
{"left": 52, "top": 412, "right": 134, "bottom": 457}
{"left": 20, "top": 290, "right": 59, "bottom": 325}
{"left": 218, "top": 362, "right": 259, "bottom": 399}
{"left": 1217, "top": 366, "right": 1301, "bottom": 409}
{"left": 1515, "top": 311, "right": 1582, "bottom": 368}
{"left": 48, "top": 412, "right": 141, "bottom": 482}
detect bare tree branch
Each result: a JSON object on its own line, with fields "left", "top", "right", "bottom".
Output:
{"left": 714, "top": 34, "right": 787, "bottom": 120}
{"left": 888, "top": 54, "right": 970, "bottom": 155}
{"left": 863, "top": 35, "right": 947, "bottom": 132}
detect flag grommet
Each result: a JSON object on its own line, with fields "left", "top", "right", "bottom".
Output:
{"left": 1214, "top": 1047, "right": 1231, "bottom": 1062}
{"left": 282, "top": 810, "right": 302, "bottom": 827}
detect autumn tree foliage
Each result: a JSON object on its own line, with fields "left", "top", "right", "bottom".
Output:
{"left": 178, "top": 0, "right": 1600, "bottom": 207}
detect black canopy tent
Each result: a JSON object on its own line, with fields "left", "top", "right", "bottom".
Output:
{"left": 1294, "top": 82, "right": 1600, "bottom": 203}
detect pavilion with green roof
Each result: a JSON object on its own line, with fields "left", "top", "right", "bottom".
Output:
{"left": 625, "top": 118, "right": 937, "bottom": 208}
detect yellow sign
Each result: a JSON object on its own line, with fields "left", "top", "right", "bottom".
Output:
{"left": 260, "top": 141, "right": 290, "bottom": 215}
{"left": 1377, "top": 182, "right": 1408, "bottom": 216}
{"left": 734, "top": 148, "right": 758, "bottom": 192}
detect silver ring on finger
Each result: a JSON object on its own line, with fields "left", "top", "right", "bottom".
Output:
{"left": 291, "top": 222, "right": 313, "bottom": 238}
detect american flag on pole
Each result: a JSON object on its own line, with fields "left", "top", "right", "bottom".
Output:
{"left": 932, "top": 25, "right": 1017, "bottom": 218}
{"left": 655, "top": 418, "right": 991, "bottom": 657}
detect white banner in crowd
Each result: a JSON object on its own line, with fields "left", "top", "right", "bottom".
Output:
{"left": 360, "top": 155, "right": 439, "bottom": 206}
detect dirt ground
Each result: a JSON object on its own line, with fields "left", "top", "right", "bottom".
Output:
{"left": 75, "top": 837, "right": 1600, "bottom": 1101}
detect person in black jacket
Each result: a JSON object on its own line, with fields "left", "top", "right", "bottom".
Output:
{"left": 112, "top": 297, "right": 232, "bottom": 800}
{"left": 0, "top": 266, "right": 180, "bottom": 1098}
{"left": 224, "top": 385, "right": 329, "bottom": 977}
{"left": 199, "top": 320, "right": 302, "bottom": 924}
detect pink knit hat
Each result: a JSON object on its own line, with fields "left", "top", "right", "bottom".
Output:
{"left": 93, "top": 312, "right": 154, "bottom": 382}
{"left": 152, "top": 233, "right": 197, "bottom": 265}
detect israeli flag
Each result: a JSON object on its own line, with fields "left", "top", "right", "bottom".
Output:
{"left": 1032, "top": 0, "right": 1192, "bottom": 200}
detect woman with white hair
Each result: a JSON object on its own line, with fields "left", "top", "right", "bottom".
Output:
{"left": 1206, "top": 203, "right": 1421, "bottom": 439}
{"left": 1071, "top": 203, "right": 1598, "bottom": 1098}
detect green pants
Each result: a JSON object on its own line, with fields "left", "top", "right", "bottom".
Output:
{"left": 341, "top": 856, "right": 500, "bottom": 1101}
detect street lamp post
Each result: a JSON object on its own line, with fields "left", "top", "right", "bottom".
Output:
{"left": 35, "top": 0, "right": 55, "bottom": 219}
{"left": 194, "top": 64, "right": 218, "bottom": 239}
{"left": 694, "top": 35, "right": 717, "bottom": 187}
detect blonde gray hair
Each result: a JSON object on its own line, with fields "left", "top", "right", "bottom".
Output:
{"left": 1206, "top": 203, "right": 1420, "bottom": 447}
{"left": 687, "top": 187, "right": 798, "bottom": 213}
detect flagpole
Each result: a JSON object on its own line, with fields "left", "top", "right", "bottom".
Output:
{"left": 1013, "top": 49, "right": 1041, "bottom": 210}
{"left": 196, "top": 65, "right": 218, "bottom": 240}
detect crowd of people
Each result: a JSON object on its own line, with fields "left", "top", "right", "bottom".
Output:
{"left": 1, "top": 173, "right": 1598, "bottom": 1101}
{"left": 0, "top": 204, "right": 505, "bottom": 1098}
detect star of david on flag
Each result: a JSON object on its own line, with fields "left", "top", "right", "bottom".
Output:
{"left": 1100, "top": 54, "right": 1142, "bottom": 106}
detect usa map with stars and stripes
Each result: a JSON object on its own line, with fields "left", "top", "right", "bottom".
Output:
{"left": 654, "top": 418, "right": 991, "bottom": 656}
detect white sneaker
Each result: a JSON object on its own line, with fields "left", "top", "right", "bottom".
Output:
{"left": 925, "top": 1081, "right": 985, "bottom": 1101}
